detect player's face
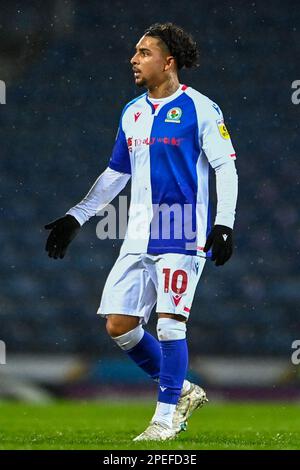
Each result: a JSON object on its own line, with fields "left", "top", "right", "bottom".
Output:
{"left": 130, "top": 35, "right": 171, "bottom": 88}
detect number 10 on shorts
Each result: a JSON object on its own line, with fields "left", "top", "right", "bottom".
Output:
{"left": 162, "top": 268, "right": 188, "bottom": 294}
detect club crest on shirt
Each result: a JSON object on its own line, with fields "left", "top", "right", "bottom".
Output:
{"left": 165, "top": 107, "right": 182, "bottom": 123}
{"left": 216, "top": 119, "right": 230, "bottom": 139}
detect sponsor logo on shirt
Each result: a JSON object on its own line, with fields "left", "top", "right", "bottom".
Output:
{"left": 165, "top": 107, "right": 182, "bottom": 123}
{"left": 216, "top": 119, "right": 230, "bottom": 139}
{"left": 132, "top": 136, "right": 184, "bottom": 147}
{"left": 134, "top": 111, "right": 142, "bottom": 122}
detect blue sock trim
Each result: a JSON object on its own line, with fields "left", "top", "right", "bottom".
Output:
{"left": 158, "top": 339, "right": 188, "bottom": 405}
{"left": 126, "top": 330, "right": 161, "bottom": 381}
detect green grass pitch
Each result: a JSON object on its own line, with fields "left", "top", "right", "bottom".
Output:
{"left": 0, "top": 401, "right": 299, "bottom": 450}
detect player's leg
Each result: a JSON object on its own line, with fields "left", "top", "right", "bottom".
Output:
{"left": 133, "top": 254, "right": 207, "bottom": 441}
{"left": 106, "top": 313, "right": 161, "bottom": 381}
{"left": 98, "top": 253, "right": 161, "bottom": 381}
{"left": 152, "top": 311, "right": 207, "bottom": 434}
{"left": 151, "top": 312, "right": 188, "bottom": 429}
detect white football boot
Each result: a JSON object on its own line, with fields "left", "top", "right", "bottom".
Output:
{"left": 133, "top": 421, "right": 177, "bottom": 442}
{"left": 173, "top": 383, "right": 208, "bottom": 434}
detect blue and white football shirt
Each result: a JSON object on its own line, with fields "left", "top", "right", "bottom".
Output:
{"left": 108, "top": 84, "right": 236, "bottom": 256}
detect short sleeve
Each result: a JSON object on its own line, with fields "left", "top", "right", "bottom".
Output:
{"left": 201, "top": 103, "right": 236, "bottom": 169}
{"left": 108, "top": 118, "right": 131, "bottom": 175}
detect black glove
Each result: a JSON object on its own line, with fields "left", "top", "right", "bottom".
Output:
{"left": 203, "top": 224, "right": 233, "bottom": 266}
{"left": 44, "top": 214, "right": 80, "bottom": 259}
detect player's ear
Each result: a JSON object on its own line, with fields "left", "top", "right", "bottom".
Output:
{"left": 163, "top": 56, "right": 175, "bottom": 71}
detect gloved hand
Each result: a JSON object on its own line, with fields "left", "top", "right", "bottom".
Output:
{"left": 44, "top": 214, "right": 81, "bottom": 259}
{"left": 203, "top": 224, "right": 233, "bottom": 266}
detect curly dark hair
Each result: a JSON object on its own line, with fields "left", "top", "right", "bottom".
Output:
{"left": 144, "top": 22, "right": 199, "bottom": 70}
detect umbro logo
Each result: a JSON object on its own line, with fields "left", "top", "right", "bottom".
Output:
{"left": 134, "top": 112, "right": 142, "bottom": 122}
{"left": 159, "top": 386, "right": 167, "bottom": 392}
{"left": 222, "top": 234, "right": 228, "bottom": 241}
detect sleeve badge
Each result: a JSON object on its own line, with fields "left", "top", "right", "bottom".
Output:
{"left": 216, "top": 119, "right": 230, "bottom": 139}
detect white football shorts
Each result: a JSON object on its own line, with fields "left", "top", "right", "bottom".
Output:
{"left": 97, "top": 252, "right": 206, "bottom": 324}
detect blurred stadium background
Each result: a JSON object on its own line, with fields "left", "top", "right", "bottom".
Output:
{"left": 0, "top": 0, "right": 299, "bottom": 404}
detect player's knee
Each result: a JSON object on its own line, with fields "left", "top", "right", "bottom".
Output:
{"left": 156, "top": 317, "right": 187, "bottom": 341}
{"left": 111, "top": 324, "right": 144, "bottom": 351}
{"left": 106, "top": 315, "right": 140, "bottom": 338}
{"left": 105, "top": 318, "right": 125, "bottom": 337}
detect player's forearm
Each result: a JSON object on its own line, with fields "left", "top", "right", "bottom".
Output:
{"left": 66, "top": 167, "right": 131, "bottom": 226}
{"left": 214, "top": 160, "right": 238, "bottom": 229}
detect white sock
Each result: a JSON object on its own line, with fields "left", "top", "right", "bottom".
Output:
{"left": 181, "top": 379, "right": 191, "bottom": 395}
{"left": 152, "top": 401, "right": 176, "bottom": 428}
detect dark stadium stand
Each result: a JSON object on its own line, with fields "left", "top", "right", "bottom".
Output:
{"left": 0, "top": 0, "right": 299, "bottom": 357}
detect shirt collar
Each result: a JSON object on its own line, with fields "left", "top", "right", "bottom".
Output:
{"left": 147, "top": 84, "right": 183, "bottom": 104}
{"left": 145, "top": 84, "right": 184, "bottom": 114}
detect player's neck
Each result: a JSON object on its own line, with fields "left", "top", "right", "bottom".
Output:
{"left": 147, "top": 76, "right": 180, "bottom": 99}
